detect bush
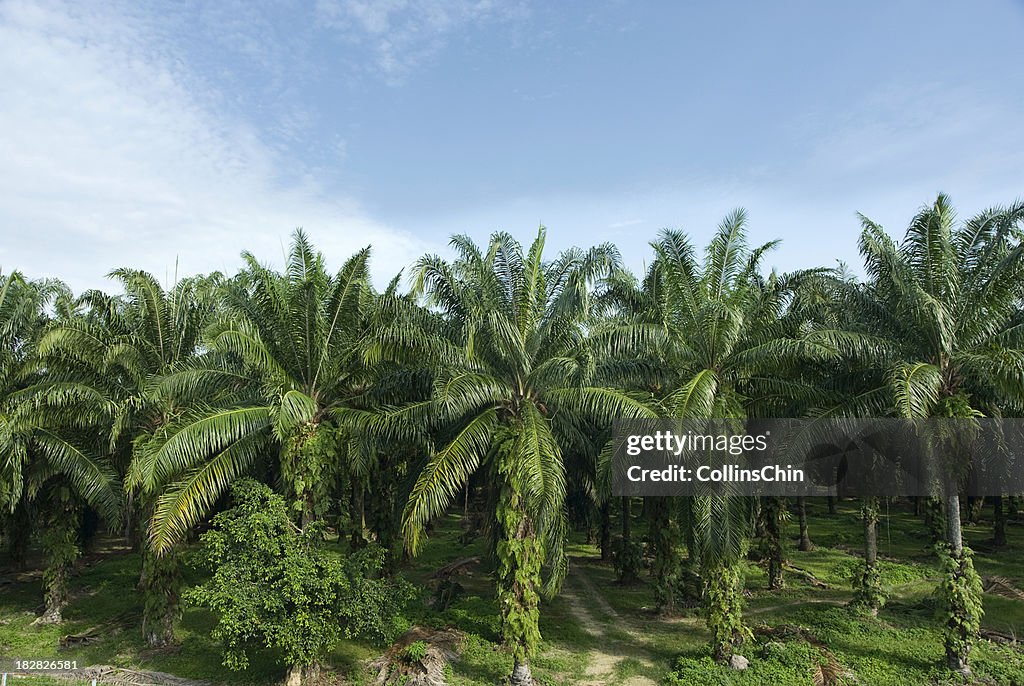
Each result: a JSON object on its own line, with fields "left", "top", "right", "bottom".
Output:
{"left": 185, "top": 480, "right": 413, "bottom": 681}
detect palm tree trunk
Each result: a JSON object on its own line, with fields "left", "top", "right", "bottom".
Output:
{"left": 994, "top": 495, "right": 1006, "bottom": 547}
{"left": 683, "top": 497, "right": 697, "bottom": 565}
{"left": 284, "top": 662, "right": 320, "bottom": 686}
{"left": 348, "top": 484, "right": 364, "bottom": 548}
{"left": 141, "top": 544, "right": 180, "bottom": 647}
{"left": 706, "top": 561, "right": 745, "bottom": 662}
{"left": 946, "top": 494, "right": 962, "bottom": 556}
{"left": 865, "top": 504, "right": 878, "bottom": 568}
{"left": 923, "top": 496, "right": 945, "bottom": 542}
{"left": 36, "top": 497, "right": 80, "bottom": 625}
{"left": 852, "top": 497, "right": 882, "bottom": 615}
{"left": 967, "top": 496, "right": 984, "bottom": 524}
{"left": 622, "top": 496, "right": 631, "bottom": 540}
{"left": 649, "top": 498, "right": 679, "bottom": 613}
{"left": 599, "top": 502, "right": 611, "bottom": 562}
{"left": 942, "top": 493, "right": 981, "bottom": 674}
{"left": 616, "top": 496, "right": 640, "bottom": 583}
{"left": 797, "top": 497, "right": 813, "bottom": 551}
{"left": 763, "top": 497, "right": 785, "bottom": 590}
{"left": 510, "top": 659, "right": 534, "bottom": 686}
{"left": 497, "top": 494, "right": 542, "bottom": 684}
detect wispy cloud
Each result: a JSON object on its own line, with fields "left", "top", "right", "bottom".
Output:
{"left": 0, "top": 0, "right": 431, "bottom": 292}
{"left": 315, "top": 0, "right": 527, "bottom": 81}
{"left": 797, "top": 82, "right": 1023, "bottom": 198}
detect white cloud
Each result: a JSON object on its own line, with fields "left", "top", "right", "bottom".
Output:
{"left": 0, "top": 0, "right": 431, "bottom": 293}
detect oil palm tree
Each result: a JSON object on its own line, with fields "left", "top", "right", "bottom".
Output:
{"left": 401, "top": 228, "right": 655, "bottom": 686}
{"left": 649, "top": 213, "right": 839, "bottom": 660}
{"left": 137, "top": 231, "right": 403, "bottom": 554}
{"left": 849, "top": 195, "right": 1024, "bottom": 672}
{"left": 592, "top": 262, "right": 681, "bottom": 601}
{"left": 0, "top": 271, "right": 122, "bottom": 623}
{"left": 37, "top": 268, "right": 218, "bottom": 643}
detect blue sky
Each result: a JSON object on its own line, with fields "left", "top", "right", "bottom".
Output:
{"left": 1, "top": 0, "right": 1022, "bottom": 291}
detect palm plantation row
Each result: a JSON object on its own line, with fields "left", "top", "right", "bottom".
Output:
{"left": 2, "top": 194, "right": 1023, "bottom": 684}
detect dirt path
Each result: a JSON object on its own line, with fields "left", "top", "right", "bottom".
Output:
{"left": 559, "top": 561, "right": 658, "bottom": 686}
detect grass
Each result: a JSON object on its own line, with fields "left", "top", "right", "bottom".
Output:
{"left": 2, "top": 500, "right": 1024, "bottom": 685}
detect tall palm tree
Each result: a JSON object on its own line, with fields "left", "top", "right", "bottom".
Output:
{"left": 0, "top": 271, "right": 122, "bottom": 623}
{"left": 137, "top": 231, "right": 403, "bottom": 553}
{"left": 849, "top": 195, "right": 1024, "bottom": 672}
{"left": 37, "top": 268, "right": 218, "bottom": 643}
{"left": 402, "top": 229, "right": 654, "bottom": 686}
{"left": 593, "top": 262, "right": 682, "bottom": 601}
{"left": 649, "top": 213, "right": 837, "bottom": 660}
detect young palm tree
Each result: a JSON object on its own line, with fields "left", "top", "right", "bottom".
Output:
{"left": 850, "top": 195, "right": 1024, "bottom": 672}
{"left": 402, "top": 229, "right": 654, "bottom": 686}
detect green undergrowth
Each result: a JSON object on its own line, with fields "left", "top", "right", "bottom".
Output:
{"left": 2, "top": 503, "right": 1024, "bottom": 685}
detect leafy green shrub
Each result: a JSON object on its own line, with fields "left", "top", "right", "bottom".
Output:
{"left": 185, "top": 480, "right": 413, "bottom": 681}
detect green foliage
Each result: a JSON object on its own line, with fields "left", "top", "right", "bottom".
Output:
{"left": 495, "top": 495, "right": 543, "bottom": 662}
{"left": 40, "top": 493, "right": 80, "bottom": 619}
{"left": 611, "top": 535, "right": 643, "bottom": 584}
{"left": 666, "top": 642, "right": 830, "bottom": 686}
{"left": 185, "top": 480, "right": 412, "bottom": 672}
{"left": 280, "top": 421, "right": 337, "bottom": 524}
{"left": 664, "top": 656, "right": 733, "bottom": 686}
{"left": 704, "top": 562, "right": 751, "bottom": 661}
{"left": 140, "top": 544, "right": 182, "bottom": 645}
{"left": 829, "top": 557, "right": 931, "bottom": 588}
{"left": 137, "top": 233, "right": 406, "bottom": 551}
{"left": 849, "top": 561, "right": 885, "bottom": 616}
{"left": 403, "top": 640, "right": 429, "bottom": 663}
{"left": 934, "top": 545, "right": 983, "bottom": 670}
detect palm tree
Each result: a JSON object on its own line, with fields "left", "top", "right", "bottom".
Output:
{"left": 0, "top": 271, "right": 122, "bottom": 623}
{"left": 37, "top": 268, "right": 218, "bottom": 643}
{"left": 138, "top": 231, "right": 406, "bottom": 554}
{"left": 401, "top": 229, "right": 654, "bottom": 685}
{"left": 649, "top": 213, "right": 837, "bottom": 660}
{"left": 849, "top": 195, "right": 1024, "bottom": 672}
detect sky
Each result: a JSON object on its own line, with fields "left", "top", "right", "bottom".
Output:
{"left": 1, "top": 0, "right": 1022, "bottom": 293}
